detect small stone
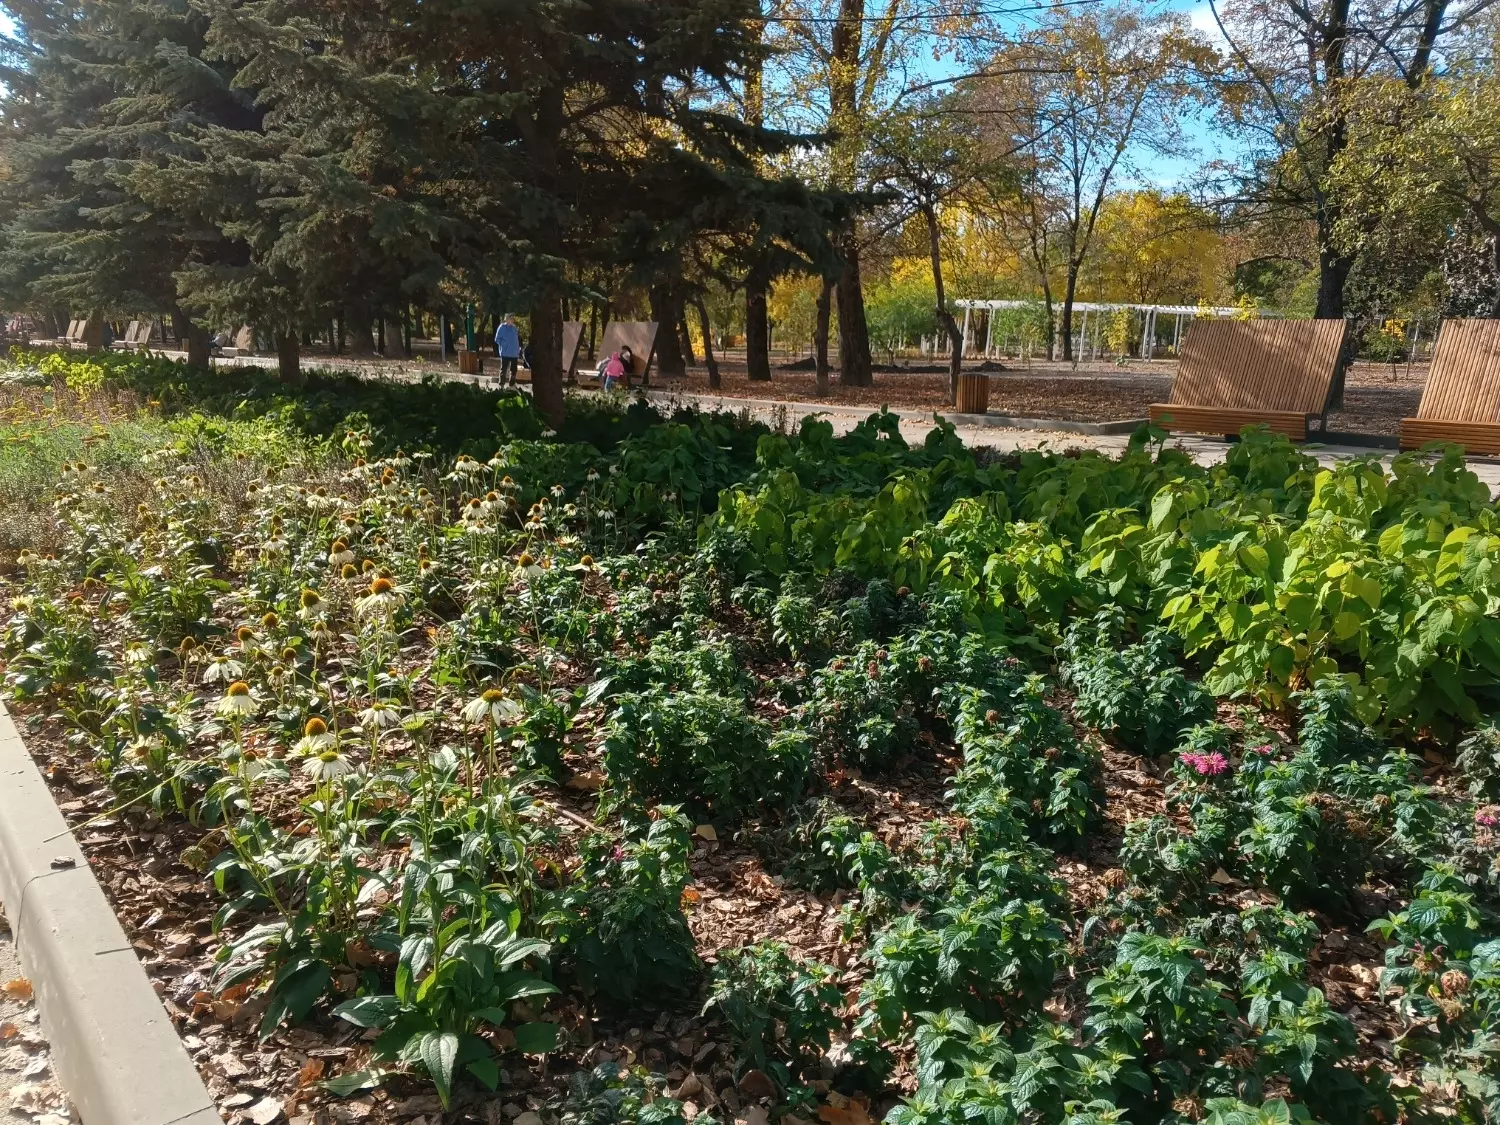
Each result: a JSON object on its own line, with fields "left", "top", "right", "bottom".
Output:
{"left": 514, "top": 1113, "right": 543, "bottom": 1125}
{"left": 674, "top": 1075, "right": 704, "bottom": 1101}
{"left": 247, "top": 1098, "right": 283, "bottom": 1125}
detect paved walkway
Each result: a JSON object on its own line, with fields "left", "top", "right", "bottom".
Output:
{"left": 639, "top": 388, "right": 1500, "bottom": 494}
{"left": 0, "top": 911, "right": 67, "bottom": 1125}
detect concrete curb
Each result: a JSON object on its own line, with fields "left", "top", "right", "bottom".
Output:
{"left": 641, "top": 389, "right": 1146, "bottom": 436}
{"left": 0, "top": 702, "right": 221, "bottom": 1125}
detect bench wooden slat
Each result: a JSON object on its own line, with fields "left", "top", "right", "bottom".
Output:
{"left": 1150, "top": 403, "right": 1308, "bottom": 441}
{"left": 1170, "top": 320, "right": 1348, "bottom": 416}
{"left": 1400, "top": 418, "right": 1500, "bottom": 455}
{"left": 1415, "top": 320, "right": 1500, "bottom": 424}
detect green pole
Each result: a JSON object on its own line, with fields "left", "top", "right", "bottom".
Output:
{"left": 465, "top": 303, "right": 477, "bottom": 353}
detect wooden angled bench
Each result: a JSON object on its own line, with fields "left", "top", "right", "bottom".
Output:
{"left": 1148, "top": 404, "right": 1309, "bottom": 441}
{"left": 1149, "top": 319, "right": 1349, "bottom": 442}
{"left": 1400, "top": 320, "right": 1500, "bottom": 455}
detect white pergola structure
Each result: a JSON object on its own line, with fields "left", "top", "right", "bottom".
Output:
{"left": 953, "top": 299, "right": 1272, "bottom": 361}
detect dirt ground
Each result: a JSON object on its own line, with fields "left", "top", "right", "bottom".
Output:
{"left": 638, "top": 360, "right": 1429, "bottom": 437}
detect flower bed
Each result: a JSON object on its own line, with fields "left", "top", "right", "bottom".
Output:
{"left": 3, "top": 380, "right": 1500, "bottom": 1125}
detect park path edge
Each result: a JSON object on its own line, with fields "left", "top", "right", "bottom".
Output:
{"left": 0, "top": 700, "right": 222, "bottom": 1125}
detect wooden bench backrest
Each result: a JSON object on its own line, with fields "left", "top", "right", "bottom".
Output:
{"left": 66, "top": 320, "right": 83, "bottom": 340}
{"left": 598, "top": 321, "right": 659, "bottom": 377}
{"left": 562, "top": 321, "right": 584, "bottom": 375}
{"left": 1171, "top": 319, "right": 1349, "bottom": 414}
{"left": 234, "top": 326, "right": 255, "bottom": 352}
{"left": 134, "top": 320, "right": 155, "bottom": 345}
{"left": 1415, "top": 320, "right": 1500, "bottom": 423}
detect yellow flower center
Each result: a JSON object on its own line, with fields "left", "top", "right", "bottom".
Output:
{"left": 369, "top": 577, "right": 396, "bottom": 595}
{"left": 304, "top": 717, "right": 328, "bottom": 737}
{"left": 227, "top": 681, "right": 251, "bottom": 697}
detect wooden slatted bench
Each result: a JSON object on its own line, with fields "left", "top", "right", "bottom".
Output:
{"left": 1399, "top": 320, "right": 1500, "bottom": 455}
{"left": 1148, "top": 404, "right": 1309, "bottom": 441}
{"left": 1149, "top": 319, "right": 1349, "bottom": 442}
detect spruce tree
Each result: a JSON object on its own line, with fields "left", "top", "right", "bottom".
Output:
{"left": 201, "top": 0, "right": 841, "bottom": 421}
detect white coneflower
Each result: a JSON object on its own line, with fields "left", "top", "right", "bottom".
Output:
{"left": 303, "top": 750, "right": 354, "bottom": 783}
{"left": 453, "top": 455, "right": 482, "bottom": 477}
{"left": 294, "top": 716, "right": 336, "bottom": 756}
{"left": 388, "top": 450, "right": 411, "bottom": 469}
{"left": 462, "top": 688, "right": 522, "bottom": 727}
{"left": 586, "top": 468, "right": 600, "bottom": 483}
{"left": 513, "top": 552, "right": 544, "bottom": 580}
{"left": 550, "top": 484, "right": 565, "bottom": 499}
{"left": 597, "top": 509, "right": 615, "bottom": 524}
{"left": 328, "top": 540, "right": 356, "bottom": 568}
{"left": 298, "top": 588, "right": 327, "bottom": 620}
{"left": 499, "top": 475, "right": 519, "bottom": 493}
{"left": 216, "top": 681, "right": 257, "bottom": 719}
{"left": 568, "top": 554, "right": 598, "bottom": 573}
{"left": 609, "top": 464, "right": 621, "bottom": 476}
{"left": 486, "top": 454, "right": 507, "bottom": 471}
{"left": 354, "top": 576, "right": 404, "bottom": 619}
{"left": 412, "top": 450, "right": 433, "bottom": 463}
{"left": 202, "top": 656, "right": 246, "bottom": 684}
{"left": 663, "top": 490, "right": 678, "bottom": 503}
{"left": 234, "top": 749, "right": 270, "bottom": 782}
{"left": 358, "top": 702, "right": 401, "bottom": 731}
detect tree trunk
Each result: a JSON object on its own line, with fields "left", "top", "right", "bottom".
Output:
{"left": 377, "top": 318, "right": 386, "bottom": 356}
{"left": 346, "top": 309, "right": 376, "bottom": 355}
{"left": 174, "top": 308, "right": 212, "bottom": 369}
{"left": 402, "top": 307, "right": 413, "bottom": 357}
{"left": 693, "top": 295, "right": 721, "bottom": 390}
{"left": 815, "top": 277, "right": 834, "bottom": 397}
{"left": 277, "top": 331, "right": 301, "bottom": 383}
{"left": 924, "top": 207, "right": 963, "bottom": 404}
{"left": 678, "top": 298, "right": 697, "bottom": 367}
{"left": 530, "top": 291, "right": 566, "bottom": 427}
{"left": 836, "top": 229, "right": 874, "bottom": 387}
{"left": 651, "top": 286, "right": 686, "bottom": 377}
{"left": 1060, "top": 265, "right": 1081, "bottom": 363}
{"left": 746, "top": 270, "right": 772, "bottom": 382}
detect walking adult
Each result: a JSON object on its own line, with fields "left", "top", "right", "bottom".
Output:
{"left": 494, "top": 313, "right": 522, "bottom": 387}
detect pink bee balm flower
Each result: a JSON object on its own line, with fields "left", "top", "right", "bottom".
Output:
{"left": 1248, "top": 744, "right": 1275, "bottom": 757}
{"left": 1181, "top": 751, "right": 1231, "bottom": 777}
{"left": 1477, "top": 808, "right": 1499, "bottom": 829}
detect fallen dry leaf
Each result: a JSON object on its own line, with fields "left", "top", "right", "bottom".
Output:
{"left": 695, "top": 824, "right": 718, "bottom": 842}
{"left": 0, "top": 1022, "right": 17, "bottom": 1039}
{"left": 296, "top": 1058, "right": 326, "bottom": 1088}
{"left": 818, "top": 1101, "right": 874, "bottom": 1125}
{"left": 566, "top": 770, "right": 604, "bottom": 792}
{"left": 247, "top": 1096, "right": 284, "bottom": 1125}
{"left": 2, "top": 978, "right": 33, "bottom": 1002}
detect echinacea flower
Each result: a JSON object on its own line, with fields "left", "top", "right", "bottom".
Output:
{"left": 216, "top": 681, "right": 257, "bottom": 719}
{"left": 201, "top": 656, "right": 246, "bottom": 684}
{"left": 514, "top": 552, "right": 544, "bottom": 580}
{"left": 298, "top": 588, "right": 326, "bottom": 620}
{"left": 359, "top": 701, "right": 401, "bottom": 731}
{"left": 233, "top": 749, "right": 270, "bottom": 782}
{"left": 328, "top": 540, "right": 355, "bottom": 567}
{"left": 294, "top": 716, "right": 335, "bottom": 756}
{"left": 355, "top": 576, "right": 404, "bottom": 619}
{"left": 302, "top": 750, "right": 353, "bottom": 783}
{"left": 462, "top": 688, "right": 522, "bottom": 727}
